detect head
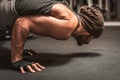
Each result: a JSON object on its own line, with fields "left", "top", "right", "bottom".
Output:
{"left": 72, "top": 6, "right": 104, "bottom": 46}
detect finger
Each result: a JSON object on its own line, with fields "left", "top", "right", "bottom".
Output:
{"left": 31, "top": 64, "right": 42, "bottom": 72}
{"left": 20, "top": 67, "right": 26, "bottom": 74}
{"left": 26, "top": 65, "right": 36, "bottom": 73}
{"left": 35, "top": 63, "right": 45, "bottom": 69}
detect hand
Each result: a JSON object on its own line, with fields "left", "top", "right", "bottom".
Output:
{"left": 20, "top": 62, "right": 45, "bottom": 73}
{"left": 12, "top": 60, "right": 45, "bottom": 73}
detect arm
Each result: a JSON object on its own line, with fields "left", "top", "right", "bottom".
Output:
{"left": 11, "top": 18, "right": 29, "bottom": 63}
{"left": 11, "top": 18, "right": 45, "bottom": 73}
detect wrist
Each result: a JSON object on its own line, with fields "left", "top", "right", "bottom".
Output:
{"left": 11, "top": 57, "right": 22, "bottom": 63}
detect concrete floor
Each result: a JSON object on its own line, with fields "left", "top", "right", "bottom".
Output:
{"left": 0, "top": 26, "right": 120, "bottom": 80}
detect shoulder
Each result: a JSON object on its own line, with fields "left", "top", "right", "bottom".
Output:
{"left": 50, "top": 3, "right": 76, "bottom": 19}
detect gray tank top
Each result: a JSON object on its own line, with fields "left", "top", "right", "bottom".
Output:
{"left": 0, "top": 0, "right": 18, "bottom": 28}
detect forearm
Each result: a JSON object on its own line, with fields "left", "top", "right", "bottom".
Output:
{"left": 11, "top": 18, "right": 30, "bottom": 63}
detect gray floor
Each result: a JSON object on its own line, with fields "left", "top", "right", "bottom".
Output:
{"left": 0, "top": 26, "right": 120, "bottom": 80}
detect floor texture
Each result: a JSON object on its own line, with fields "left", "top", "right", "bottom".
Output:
{"left": 0, "top": 26, "right": 120, "bottom": 80}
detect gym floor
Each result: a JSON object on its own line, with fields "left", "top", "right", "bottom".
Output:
{"left": 0, "top": 26, "right": 120, "bottom": 80}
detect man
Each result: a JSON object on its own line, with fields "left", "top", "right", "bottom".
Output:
{"left": 0, "top": 0, "right": 104, "bottom": 73}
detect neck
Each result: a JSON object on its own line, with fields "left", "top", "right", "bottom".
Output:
{"left": 72, "top": 22, "right": 83, "bottom": 36}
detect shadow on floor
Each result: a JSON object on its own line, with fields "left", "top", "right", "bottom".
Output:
{"left": 23, "top": 52, "right": 102, "bottom": 67}
{"left": 0, "top": 46, "right": 11, "bottom": 69}
{"left": 0, "top": 46, "right": 102, "bottom": 69}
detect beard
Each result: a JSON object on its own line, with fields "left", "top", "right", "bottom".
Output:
{"left": 72, "top": 34, "right": 89, "bottom": 46}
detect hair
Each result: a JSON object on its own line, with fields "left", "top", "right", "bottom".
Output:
{"left": 78, "top": 6, "right": 104, "bottom": 38}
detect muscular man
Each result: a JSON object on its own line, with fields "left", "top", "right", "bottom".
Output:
{"left": 0, "top": 0, "right": 104, "bottom": 73}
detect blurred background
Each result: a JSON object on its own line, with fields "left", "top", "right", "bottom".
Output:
{"left": 66, "top": 0, "right": 120, "bottom": 21}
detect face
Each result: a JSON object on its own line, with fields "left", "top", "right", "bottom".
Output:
{"left": 73, "top": 33, "right": 94, "bottom": 46}
{"left": 72, "top": 21, "right": 94, "bottom": 46}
